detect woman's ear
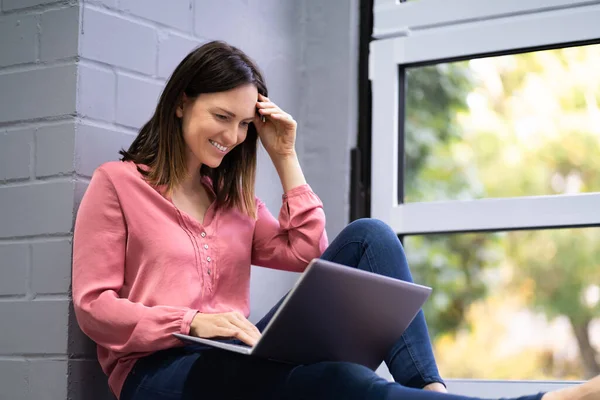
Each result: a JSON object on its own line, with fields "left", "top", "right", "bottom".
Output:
{"left": 175, "top": 93, "right": 188, "bottom": 118}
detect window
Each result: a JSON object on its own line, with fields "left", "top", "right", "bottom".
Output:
{"left": 404, "top": 44, "right": 600, "bottom": 203}
{"left": 404, "top": 228, "right": 600, "bottom": 380}
{"left": 366, "top": 0, "right": 600, "bottom": 395}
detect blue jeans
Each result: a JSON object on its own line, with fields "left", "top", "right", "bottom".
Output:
{"left": 120, "top": 218, "right": 545, "bottom": 400}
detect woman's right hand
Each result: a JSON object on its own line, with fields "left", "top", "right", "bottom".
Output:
{"left": 190, "top": 311, "right": 262, "bottom": 347}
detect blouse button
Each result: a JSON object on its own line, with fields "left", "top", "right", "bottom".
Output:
{"left": 204, "top": 244, "right": 209, "bottom": 249}
{"left": 200, "top": 232, "right": 206, "bottom": 238}
{"left": 207, "top": 256, "right": 211, "bottom": 262}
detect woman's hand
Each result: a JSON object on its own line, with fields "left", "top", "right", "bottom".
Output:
{"left": 190, "top": 311, "right": 262, "bottom": 347}
{"left": 254, "top": 94, "right": 297, "bottom": 159}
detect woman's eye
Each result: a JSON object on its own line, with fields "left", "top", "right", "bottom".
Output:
{"left": 215, "top": 114, "right": 228, "bottom": 121}
{"left": 240, "top": 121, "right": 250, "bottom": 127}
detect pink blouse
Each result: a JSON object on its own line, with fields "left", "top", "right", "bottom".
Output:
{"left": 72, "top": 160, "right": 328, "bottom": 398}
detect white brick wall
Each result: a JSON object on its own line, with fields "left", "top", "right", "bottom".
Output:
{"left": 115, "top": 73, "right": 163, "bottom": 128}
{"left": 79, "top": 7, "right": 158, "bottom": 75}
{"left": 0, "top": 1, "right": 79, "bottom": 398}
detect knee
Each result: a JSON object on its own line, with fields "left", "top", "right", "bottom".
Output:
{"left": 287, "top": 362, "right": 385, "bottom": 399}
{"left": 344, "top": 218, "right": 398, "bottom": 242}
{"left": 314, "top": 362, "right": 380, "bottom": 384}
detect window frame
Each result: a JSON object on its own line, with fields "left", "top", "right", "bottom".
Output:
{"left": 370, "top": 1, "right": 600, "bottom": 234}
{"left": 367, "top": 0, "right": 600, "bottom": 394}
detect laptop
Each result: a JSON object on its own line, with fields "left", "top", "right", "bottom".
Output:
{"left": 173, "top": 258, "right": 431, "bottom": 370}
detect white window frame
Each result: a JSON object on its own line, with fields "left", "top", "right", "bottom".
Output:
{"left": 370, "top": 0, "right": 600, "bottom": 395}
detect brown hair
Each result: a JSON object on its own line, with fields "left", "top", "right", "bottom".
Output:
{"left": 119, "top": 40, "right": 267, "bottom": 218}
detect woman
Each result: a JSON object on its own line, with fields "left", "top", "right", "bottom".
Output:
{"left": 72, "top": 41, "right": 599, "bottom": 400}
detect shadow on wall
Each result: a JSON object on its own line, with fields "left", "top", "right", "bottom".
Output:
{"left": 67, "top": 302, "right": 115, "bottom": 400}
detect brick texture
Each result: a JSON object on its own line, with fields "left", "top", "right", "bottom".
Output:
{"left": 77, "top": 64, "right": 116, "bottom": 121}
{"left": 0, "top": 13, "right": 37, "bottom": 67}
{"left": 0, "top": 64, "right": 77, "bottom": 123}
{"left": 79, "top": 8, "right": 157, "bottom": 75}
{"left": 0, "top": 128, "right": 33, "bottom": 181}
{"left": 158, "top": 33, "right": 202, "bottom": 79}
{"left": 0, "top": 300, "right": 69, "bottom": 354}
{"left": 2, "top": 0, "right": 61, "bottom": 11}
{"left": 40, "top": 6, "right": 79, "bottom": 61}
{"left": 75, "top": 123, "right": 136, "bottom": 177}
{"left": 35, "top": 122, "right": 76, "bottom": 177}
{"left": 0, "top": 181, "right": 75, "bottom": 238}
{"left": 0, "top": 243, "right": 29, "bottom": 295}
{"left": 32, "top": 239, "right": 72, "bottom": 295}
{"left": 115, "top": 73, "right": 163, "bottom": 128}
{"left": 0, "top": 360, "right": 27, "bottom": 400}
{"left": 120, "top": 0, "right": 192, "bottom": 32}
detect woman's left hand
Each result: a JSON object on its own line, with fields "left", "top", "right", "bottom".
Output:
{"left": 254, "top": 94, "right": 297, "bottom": 158}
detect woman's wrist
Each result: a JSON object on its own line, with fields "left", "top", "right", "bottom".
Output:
{"left": 271, "top": 151, "right": 307, "bottom": 193}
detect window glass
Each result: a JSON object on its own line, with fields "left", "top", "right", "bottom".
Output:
{"left": 404, "top": 44, "right": 600, "bottom": 203}
{"left": 404, "top": 228, "right": 600, "bottom": 380}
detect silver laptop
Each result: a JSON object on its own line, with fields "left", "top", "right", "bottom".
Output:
{"left": 173, "top": 258, "right": 431, "bottom": 370}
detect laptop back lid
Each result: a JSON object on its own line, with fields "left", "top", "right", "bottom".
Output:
{"left": 253, "top": 259, "right": 431, "bottom": 369}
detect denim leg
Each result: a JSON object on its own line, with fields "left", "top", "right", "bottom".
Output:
{"left": 282, "top": 362, "right": 545, "bottom": 400}
{"left": 319, "top": 218, "right": 444, "bottom": 389}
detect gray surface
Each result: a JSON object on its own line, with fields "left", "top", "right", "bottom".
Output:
{"left": 0, "top": 128, "right": 33, "bottom": 181}
{"left": 0, "top": 0, "right": 359, "bottom": 398}
{"left": 0, "top": 243, "right": 28, "bottom": 295}
{"left": 0, "top": 181, "right": 75, "bottom": 237}
{"left": 31, "top": 240, "right": 72, "bottom": 295}
{"left": 35, "top": 123, "right": 76, "bottom": 177}
{"left": 0, "top": 65, "right": 78, "bottom": 123}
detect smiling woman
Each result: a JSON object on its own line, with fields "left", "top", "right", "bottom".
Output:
{"left": 71, "top": 40, "right": 600, "bottom": 400}
{"left": 119, "top": 41, "right": 268, "bottom": 219}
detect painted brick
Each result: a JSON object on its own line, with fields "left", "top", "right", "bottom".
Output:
{"left": 40, "top": 5, "right": 79, "bottom": 61}
{"left": 2, "top": 0, "right": 61, "bottom": 11}
{"left": 96, "top": 0, "right": 117, "bottom": 8}
{"left": 0, "top": 181, "right": 75, "bottom": 238}
{"left": 80, "top": 7, "right": 157, "bottom": 75}
{"left": 158, "top": 33, "right": 201, "bottom": 79}
{"left": 74, "top": 180, "right": 89, "bottom": 214}
{"left": 68, "top": 359, "right": 114, "bottom": 400}
{"left": 0, "top": 300, "right": 69, "bottom": 354}
{"left": 29, "top": 360, "right": 68, "bottom": 400}
{"left": 75, "top": 123, "right": 136, "bottom": 177}
{"left": 0, "top": 13, "right": 37, "bottom": 67}
{"left": 32, "top": 240, "right": 71, "bottom": 295}
{"left": 67, "top": 301, "right": 97, "bottom": 357}
{"left": 116, "top": 74, "right": 163, "bottom": 128}
{"left": 77, "top": 64, "right": 116, "bottom": 121}
{"left": 35, "top": 122, "right": 76, "bottom": 177}
{"left": 120, "top": 0, "right": 192, "bottom": 32}
{"left": 247, "top": 0, "right": 298, "bottom": 47}
{"left": 194, "top": 0, "right": 250, "bottom": 50}
{"left": 0, "top": 243, "right": 29, "bottom": 296}
{"left": 0, "top": 360, "right": 27, "bottom": 400}
{"left": 0, "top": 128, "right": 33, "bottom": 181}
{"left": 0, "top": 64, "right": 77, "bottom": 123}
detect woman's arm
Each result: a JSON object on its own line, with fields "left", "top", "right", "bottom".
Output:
{"left": 251, "top": 95, "right": 328, "bottom": 271}
{"left": 251, "top": 186, "right": 328, "bottom": 272}
{"left": 272, "top": 152, "right": 306, "bottom": 193}
{"left": 255, "top": 93, "right": 306, "bottom": 193}
{"left": 72, "top": 167, "right": 197, "bottom": 354}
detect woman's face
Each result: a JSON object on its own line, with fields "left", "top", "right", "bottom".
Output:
{"left": 176, "top": 84, "right": 258, "bottom": 169}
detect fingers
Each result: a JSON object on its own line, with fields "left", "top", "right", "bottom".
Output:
{"left": 257, "top": 107, "right": 281, "bottom": 116}
{"left": 257, "top": 108, "right": 294, "bottom": 123}
{"left": 226, "top": 312, "right": 261, "bottom": 346}
{"left": 217, "top": 326, "right": 257, "bottom": 347}
{"left": 256, "top": 96, "right": 296, "bottom": 125}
